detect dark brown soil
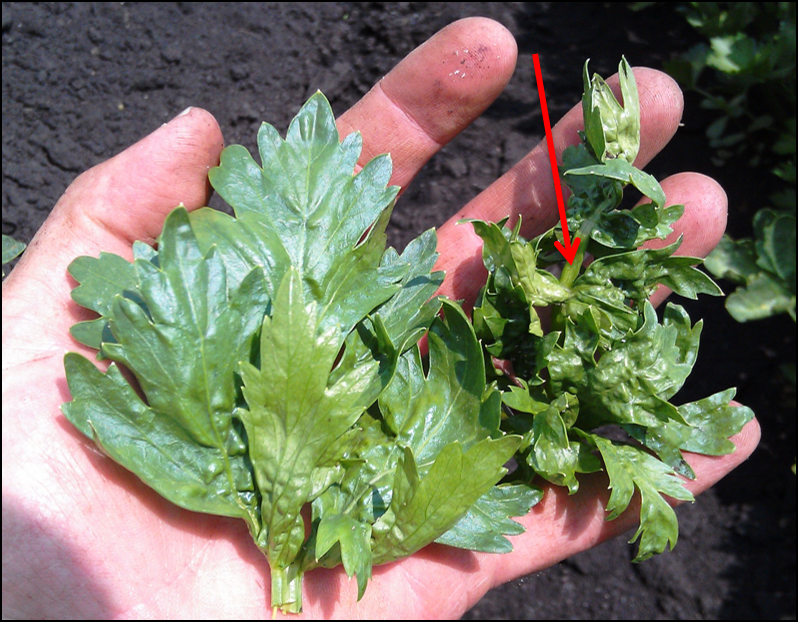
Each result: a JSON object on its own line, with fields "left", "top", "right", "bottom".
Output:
{"left": 3, "top": 3, "right": 794, "bottom": 619}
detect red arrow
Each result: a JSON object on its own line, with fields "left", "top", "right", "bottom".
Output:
{"left": 532, "top": 54, "right": 581, "bottom": 264}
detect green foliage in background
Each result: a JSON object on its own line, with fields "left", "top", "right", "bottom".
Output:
{"left": 635, "top": 2, "right": 796, "bottom": 322}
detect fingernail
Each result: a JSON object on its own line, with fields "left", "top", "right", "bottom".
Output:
{"left": 162, "top": 107, "right": 193, "bottom": 128}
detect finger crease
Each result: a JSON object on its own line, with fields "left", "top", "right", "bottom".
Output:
{"left": 376, "top": 80, "right": 448, "bottom": 150}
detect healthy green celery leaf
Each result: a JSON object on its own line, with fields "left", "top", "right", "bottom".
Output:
{"left": 63, "top": 208, "right": 267, "bottom": 530}
{"left": 370, "top": 437, "right": 520, "bottom": 564}
{"left": 704, "top": 235, "right": 760, "bottom": 285}
{"left": 726, "top": 272, "right": 796, "bottom": 321}
{"left": 593, "top": 437, "right": 694, "bottom": 562}
{"left": 501, "top": 379, "right": 552, "bottom": 417}
{"left": 305, "top": 418, "right": 398, "bottom": 590}
{"left": 2, "top": 233, "right": 26, "bottom": 265}
{"left": 754, "top": 210, "right": 795, "bottom": 289}
{"left": 63, "top": 354, "right": 259, "bottom": 525}
{"left": 380, "top": 300, "right": 503, "bottom": 463}
{"left": 370, "top": 300, "right": 526, "bottom": 560}
{"left": 238, "top": 267, "right": 396, "bottom": 606}
{"left": 67, "top": 249, "right": 145, "bottom": 352}
{"left": 63, "top": 92, "right": 480, "bottom": 614}
{"left": 357, "top": 228, "right": 444, "bottom": 353}
{"left": 315, "top": 514, "right": 373, "bottom": 600}
{"left": 706, "top": 209, "right": 796, "bottom": 321}
{"left": 378, "top": 347, "right": 425, "bottom": 437}
{"left": 67, "top": 241, "right": 158, "bottom": 359}
{"left": 435, "top": 483, "right": 543, "bottom": 553}
{"left": 308, "top": 301, "right": 530, "bottom": 586}
{"left": 67, "top": 240, "right": 160, "bottom": 353}
{"left": 191, "top": 92, "right": 408, "bottom": 343}
{"left": 323, "top": 415, "right": 403, "bottom": 528}
{"left": 326, "top": 229, "right": 443, "bottom": 393}
{"left": 581, "top": 57, "right": 640, "bottom": 164}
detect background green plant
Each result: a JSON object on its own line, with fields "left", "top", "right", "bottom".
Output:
{"left": 635, "top": 2, "right": 796, "bottom": 323}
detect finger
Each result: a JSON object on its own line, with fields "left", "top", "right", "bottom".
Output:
{"left": 645, "top": 172, "right": 728, "bottom": 307}
{"left": 50, "top": 107, "right": 224, "bottom": 257}
{"left": 435, "top": 67, "right": 685, "bottom": 305}
{"left": 337, "top": 17, "right": 517, "bottom": 190}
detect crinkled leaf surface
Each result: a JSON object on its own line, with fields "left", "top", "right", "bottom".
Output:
{"left": 560, "top": 141, "right": 681, "bottom": 251}
{"left": 576, "top": 240, "right": 722, "bottom": 306}
{"left": 581, "top": 57, "right": 640, "bottom": 164}
{"left": 468, "top": 59, "right": 753, "bottom": 563}
{"left": 625, "top": 388, "right": 754, "bottom": 479}
{"left": 549, "top": 302, "right": 699, "bottom": 430}
{"left": 524, "top": 397, "right": 601, "bottom": 494}
{"left": 565, "top": 158, "right": 666, "bottom": 209}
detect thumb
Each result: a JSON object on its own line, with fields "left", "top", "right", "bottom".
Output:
{"left": 39, "top": 106, "right": 223, "bottom": 259}
{"left": 2, "top": 107, "right": 224, "bottom": 362}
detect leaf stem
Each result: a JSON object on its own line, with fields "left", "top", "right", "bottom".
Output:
{"left": 558, "top": 220, "right": 593, "bottom": 289}
{"left": 551, "top": 222, "right": 593, "bottom": 336}
{"left": 271, "top": 561, "right": 303, "bottom": 614}
{"left": 558, "top": 241, "right": 587, "bottom": 289}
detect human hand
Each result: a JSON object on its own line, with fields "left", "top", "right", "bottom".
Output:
{"left": 2, "top": 17, "right": 759, "bottom": 619}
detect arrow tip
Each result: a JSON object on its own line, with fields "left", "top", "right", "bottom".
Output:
{"left": 554, "top": 237, "right": 582, "bottom": 265}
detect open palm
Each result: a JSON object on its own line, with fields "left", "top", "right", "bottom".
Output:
{"left": 2, "top": 18, "right": 759, "bottom": 619}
